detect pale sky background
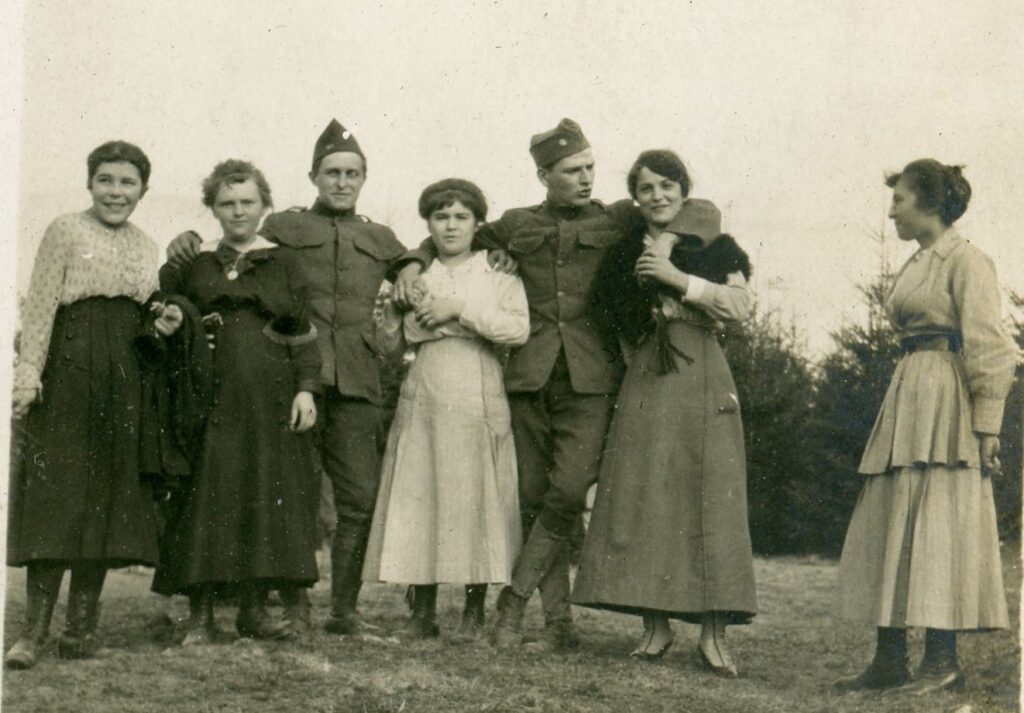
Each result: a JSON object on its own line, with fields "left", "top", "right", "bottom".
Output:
{"left": 2, "top": 0, "right": 1023, "bottom": 360}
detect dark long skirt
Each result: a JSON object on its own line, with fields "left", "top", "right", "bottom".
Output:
{"left": 572, "top": 320, "right": 757, "bottom": 624}
{"left": 7, "top": 297, "right": 160, "bottom": 567}
{"left": 152, "top": 308, "right": 319, "bottom": 596}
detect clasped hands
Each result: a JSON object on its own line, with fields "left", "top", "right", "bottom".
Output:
{"left": 391, "top": 250, "right": 517, "bottom": 329}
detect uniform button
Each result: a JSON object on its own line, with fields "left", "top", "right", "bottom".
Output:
{"left": 556, "top": 260, "right": 565, "bottom": 267}
{"left": 557, "top": 290, "right": 565, "bottom": 298}
{"left": 558, "top": 321, "right": 565, "bottom": 328}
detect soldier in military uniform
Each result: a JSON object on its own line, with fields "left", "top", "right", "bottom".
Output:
{"left": 165, "top": 120, "right": 405, "bottom": 635}
{"left": 394, "top": 119, "right": 628, "bottom": 650}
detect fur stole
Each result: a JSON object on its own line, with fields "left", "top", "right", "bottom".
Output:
{"left": 592, "top": 213, "right": 752, "bottom": 354}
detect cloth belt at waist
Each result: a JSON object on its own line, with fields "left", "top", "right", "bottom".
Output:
{"left": 900, "top": 333, "right": 962, "bottom": 354}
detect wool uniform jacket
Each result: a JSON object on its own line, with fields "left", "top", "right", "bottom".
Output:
{"left": 260, "top": 201, "right": 406, "bottom": 405}
{"left": 399, "top": 199, "right": 632, "bottom": 395}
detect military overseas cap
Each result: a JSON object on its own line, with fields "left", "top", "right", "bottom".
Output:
{"left": 666, "top": 198, "right": 722, "bottom": 247}
{"left": 312, "top": 119, "right": 365, "bottom": 171}
{"left": 529, "top": 118, "right": 591, "bottom": 168}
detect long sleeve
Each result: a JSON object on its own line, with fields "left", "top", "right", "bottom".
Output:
{"left": 459, "top": 271, "right": 530, "bottom": 346}
{"left": 386, "top": 237, "right": 437, "bottom": 281}
{"left": 15, "top": 219, "right": 71, "bottom": 391}
{"left": 683, "top": 271, "right": 752, "bottom": 322}
{"left": 159, "top": 259, "right": 189, "bottom": 294}
{"left": 949, "top": 247, "right": 1018, "bottom": 434}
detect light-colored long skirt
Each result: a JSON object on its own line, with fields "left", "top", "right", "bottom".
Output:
{"left": 362, "top": 336, "right": 521, "bottom": 585}
{"left": 838, "top": 465, "right": 1008, "bottom": 630}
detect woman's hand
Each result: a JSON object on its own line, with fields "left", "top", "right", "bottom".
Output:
{"left": 290, "top": 391, "right": 317, "bottom": 432}
{"left": 415, "top": 297, "right": 465, "bottom": 330}
{"left": 152, "top": 303, "right": 184, "bottom": 337}
{"left": 12, "top": 387, "right": 39, "bottom": 418}
{"left": 980, "top": 434, "right": 1001, "bottom": 475}
{"left": 635, "top": 250, "right": 689, "bottom": 292}
{"left": 487, "top": 249, "right": 518, "bottom": 275}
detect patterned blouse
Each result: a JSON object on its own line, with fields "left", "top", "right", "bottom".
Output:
{"left": 15, "top": 210, "right": 159, "bottom": 391}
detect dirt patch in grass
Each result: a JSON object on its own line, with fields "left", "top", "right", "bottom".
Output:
{"left": 3, "top": 542, "right": 1019, "bottom": 712}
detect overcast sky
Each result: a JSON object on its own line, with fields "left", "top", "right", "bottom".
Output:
{"left": 3, "top": 0, "right": 1023, "bottom": 358}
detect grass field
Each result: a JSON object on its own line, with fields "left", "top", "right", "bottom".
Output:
{"left": 2, "top": 542, "right": 1019, "bottom": 713}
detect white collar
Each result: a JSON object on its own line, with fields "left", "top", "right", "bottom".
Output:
{"left": 199, "top": 235, "right": 278, "bottom": 253}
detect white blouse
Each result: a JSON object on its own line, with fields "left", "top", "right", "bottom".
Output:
{"left": 377, "top": 250, "right": 529, "bottom": 352}
{"left": 15, "top": 211, "right": 159, "bottom": 391}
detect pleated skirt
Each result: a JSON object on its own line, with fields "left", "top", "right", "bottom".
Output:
{"left": 837, "top": 465, "right": 1008, "bottom": 630}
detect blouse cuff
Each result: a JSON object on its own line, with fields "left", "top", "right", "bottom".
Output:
{"left": 683, "top": 275, "right": 710, "bottom": 304}
{"left": 13, "top": 362, "right": 42, "bottom": 393}
{"left": 458, "top": 300, "right": 485, "bottom": 334}
{"left": 262, "top": 322, "right": 318, "bottom": 346}
{"left": 972, "top": 397, "right": 1006, "bottom": 436}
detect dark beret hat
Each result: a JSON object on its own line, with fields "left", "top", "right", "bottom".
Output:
{"left": 418, "top": 178, "right": 488, "bottom": 221}
{"left": 529, "top": 118, "right": 591, "bottom": 168}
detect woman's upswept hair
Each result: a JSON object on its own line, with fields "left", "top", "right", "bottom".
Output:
{"left": 885, "top": 158, "right": 971, "bottom": 225}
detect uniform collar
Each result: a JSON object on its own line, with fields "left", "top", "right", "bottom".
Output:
{"left": 541, "top": 201, "right": 594, "bottom": 221}
{"left": 311, "top": 199, "right": 356, "bottom": 219}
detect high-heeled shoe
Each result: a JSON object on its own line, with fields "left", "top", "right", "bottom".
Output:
{"left": 630, "top": 638, "right": 674, "bottom": 661}
{"left": 696, "top": 644, "right": 738, "bottom": 678}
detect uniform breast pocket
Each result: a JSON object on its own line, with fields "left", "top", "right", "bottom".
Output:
{"left": 576, "top": 229, "right": 620, "bottom": 251}
{"left": 508, "top": 229, "right": 550, "bottom": 256}
{"left": 353, "top": 232, "right": 405, "bottom": 264}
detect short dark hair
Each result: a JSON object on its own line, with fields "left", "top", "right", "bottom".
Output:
{"left": 87, "top": 140, "right": 151, "bottom": 188}
{"left": 201, "top": 159, "right": 273, "bottom": 209}
{"left": 418, "top": 178, "right": 488, "bottom": 222}
{"left": 885, "top": 158, "right": 971, "bottom": 225}
{"left": 626, "top": 149, "right": 691, "bottom": 200}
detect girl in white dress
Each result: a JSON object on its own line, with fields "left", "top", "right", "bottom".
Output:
{"left": 362, "top": 179, "right": 529, "bottom": 641}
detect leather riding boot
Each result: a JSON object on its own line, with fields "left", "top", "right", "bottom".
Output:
{"left": 182, "top": 587, "right": 217, "bottom": 646}
{"left": 452, "top": 584, "right": 487, "bottom": 643}
{"left": 511, "top": 522, "right": 567, "bottom": 601}
{"left": 58, "top": 564, "right": 106, "bottom": 660}
{"left": 401, "top": 585, "right": 440, "bottom": 639}
{"left": 324, "top": 518, "right": 373, "bottom": 634}
{"left": 493, "top": 586, "right": 528, "bottom": 650}
{"left": 279, "top": 586, "right": 313, "bottom": 635}
{"left": 236, "top": 583, "right": 290, "bottom": 640}
{"left": 835, "top": 627, "right": 909, "bottom": 691}
{"left": 5, "top": 563, "right": 64, "bottom": 669}
{"left": 532, "top": 545, "right": 579, "bottom": 651}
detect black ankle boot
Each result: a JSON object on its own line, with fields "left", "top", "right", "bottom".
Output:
{"left": 236, "top": 584, "right": 289, "bottom": 640}
{"left": 5, "top": 564, "right": 63, "bottom": 669}
{"left": 402, "top": 585, "right": 440, "bottom": 639}
{"left": 183, "top": 588, "right": 217, "bottom": 646}
{"left": 835, "top": 627, "right": 909, "bottom": 691}
{"left": 58, "top": 564, "right": 106, "bottom": 660}
{"left": 909, "top": 629, "right": 964, "bottom": 694}
{"left": 452, "top": 584, "right": 487, "bottom": 643}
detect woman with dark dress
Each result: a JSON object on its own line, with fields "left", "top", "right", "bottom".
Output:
{"left": 6, "top": 141, "right": 182, "bottom": 669}
{"left": 154, "top": 159, "right": 322, "bottom": 643}
{"left": 573, "top": 150, "right": 756, "bottom": 677}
